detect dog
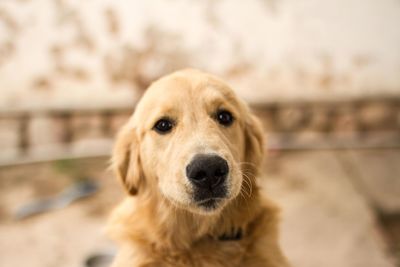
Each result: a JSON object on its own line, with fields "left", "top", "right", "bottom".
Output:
{"left": 107, "top": 69, "right": 290, "bottom": 267}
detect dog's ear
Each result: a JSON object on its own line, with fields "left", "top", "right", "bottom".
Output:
{"left": 244, "top": 113, "right": 265, "bottom": 177}
{"left": 111, "top": 125, "right": 143, "bottom": 195}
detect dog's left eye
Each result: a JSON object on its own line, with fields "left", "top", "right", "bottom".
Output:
{"left": 153, "top": 118, "right": 174, "bottom": 134}
{"left": 215, "top": 110, "right": 234, "bottom": 126}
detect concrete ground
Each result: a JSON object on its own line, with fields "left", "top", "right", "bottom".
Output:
{"left": 262, "top": 150, "right": 397, "bottom": 267}
{"left": 0, "top": 150, "right": 398, "bottom": 267}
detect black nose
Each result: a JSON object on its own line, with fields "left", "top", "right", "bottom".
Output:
{"left": 186, "top": 154, "right": 229, "bottom": 189}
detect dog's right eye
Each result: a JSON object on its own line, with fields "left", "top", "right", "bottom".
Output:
{"left": 153, "top": 118, "right": 174, "bottom": 134}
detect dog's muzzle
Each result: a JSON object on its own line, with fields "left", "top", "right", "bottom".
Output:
{"left": 186, "top": 154, "right": 229, "bottom": 208}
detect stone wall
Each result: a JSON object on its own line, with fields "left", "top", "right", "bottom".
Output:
{"left": 1, "top": 99, "right": 399, "bottom": 165}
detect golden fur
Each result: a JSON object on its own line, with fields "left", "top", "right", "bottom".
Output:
{"left": 108, "top": 69, "right": 290, "bottom": 267}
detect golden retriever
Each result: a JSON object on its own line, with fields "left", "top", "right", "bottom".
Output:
{"left": 108, "top": 69, "right": 290, "bottom": 267}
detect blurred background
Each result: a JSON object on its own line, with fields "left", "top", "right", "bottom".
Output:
{"left": 0, "top": 0, "right": 399, "bottom": 267}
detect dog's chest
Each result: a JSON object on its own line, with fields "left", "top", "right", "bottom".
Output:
{"left": 147, "top": 239, "right": 247, "bottom": 267}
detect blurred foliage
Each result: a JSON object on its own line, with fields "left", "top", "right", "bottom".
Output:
{"left": 52, "top": 159, "right": 85, "bottom": 180}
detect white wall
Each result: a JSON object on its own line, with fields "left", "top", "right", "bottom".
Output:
{"left": 0, "top": 0, "right": 399, "bottom": 111}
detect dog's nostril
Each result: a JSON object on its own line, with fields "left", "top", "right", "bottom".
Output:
{"left": 214, "top": 166, "right": 228, "bottom": 177}
{"left": 193, "top": 170, "right": 207, "bottom": 181}
{"left": 186, "top": 154, "right": 229, "bottom": 189}
{"left": 211, "top": 175, "right": 224, "bottom": 188}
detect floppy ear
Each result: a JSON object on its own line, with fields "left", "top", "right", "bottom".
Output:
{"left": 111, "top": 125, "right": 143, "bottom": 195}
{"left": 244, "top": 113, "right": 265, "bottom": 177}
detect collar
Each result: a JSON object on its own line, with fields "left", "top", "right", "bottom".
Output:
{"left": 218, "top": 228, "right": 243, "bottom": 241}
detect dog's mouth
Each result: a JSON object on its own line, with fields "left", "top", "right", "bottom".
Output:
{"left": 196, "top": 197, "right": 225, "bottom": 210}
{"left": 193, "top": 184, "right": 228, "bottom": 211}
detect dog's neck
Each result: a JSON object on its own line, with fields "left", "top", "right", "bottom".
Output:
{"left": 109, "top": 183, "right": 263, "bottom": 251}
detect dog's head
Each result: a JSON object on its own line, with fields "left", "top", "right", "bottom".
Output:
{"left": 112, "top": 69, "right": 263, "bottom": 215}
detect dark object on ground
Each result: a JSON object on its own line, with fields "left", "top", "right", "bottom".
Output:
{"left": 85, "top": 252, "right": 114, "bottom": 267}
{"left": 15, "top": 179, "right": 99, "bottom": 220}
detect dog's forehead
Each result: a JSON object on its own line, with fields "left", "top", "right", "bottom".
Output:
{"left": 147, "top": 75, "right": 194, "bottom": 100}
{"left": 141, "top": 71, "right": 237, "bottom": 108}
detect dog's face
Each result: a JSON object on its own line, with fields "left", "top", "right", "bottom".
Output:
{"left": 113, "top": 70, "right": 264, "bottom": 215}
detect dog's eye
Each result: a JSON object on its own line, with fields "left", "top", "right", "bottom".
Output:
{"left": 153, "top": 118, "right": 174, "bottom": 134}
{"left": 215, "top": 110, "right": 234, "bottom": 126}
